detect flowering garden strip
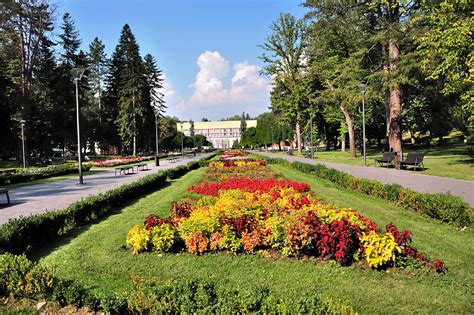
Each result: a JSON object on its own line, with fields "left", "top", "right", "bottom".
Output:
{"left": 127, "top": 151, "right": 444, "bottom": 272}
{"left": 87, "top": 156, "right": 154, "bottom": 167}
{"left": 34, "top": 154, "right": 473, "bottom": 313}
{"left": 0, "top": 164, "right": 91, "bottom": 186}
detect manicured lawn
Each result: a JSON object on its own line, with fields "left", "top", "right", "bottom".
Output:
{"left": 275, "top": 144, "right": 473, "bottom": 181}
{"left": 36, "top": 166, "right": 473, "bottom": 313}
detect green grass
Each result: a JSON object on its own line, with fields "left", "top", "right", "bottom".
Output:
{"left": 2, "top": 170, "right": 106, "bottom": 189}
{"left": 275, "top": 144, "right": 473, "bottom": 181}
{"left": 35, "top": 165, "right": 474, "bottom": 313}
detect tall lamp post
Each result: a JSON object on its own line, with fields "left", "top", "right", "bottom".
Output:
{"left": 20, "top": 120, "right": 26, "bottom": 168}
{"left": 155, "top": 111, "right": 160, "bottom": 166}
{"left": 310, "top": 112, "right": 314, "bottom": 159}
{"left": 358, "top": 83, "right": 367, "bottom": 166}
{"left": 270, "top": 127, "right": 274, "bottom": 151}
{"left": 72, "top": 67, "right": 85, "bottom": 184}
{"left": 180, "top": 122, "right": 184, "bottom": 160}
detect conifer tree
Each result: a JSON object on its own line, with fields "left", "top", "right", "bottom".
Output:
{"left": 115, "top": 24, "right": 146, "bottom": 155}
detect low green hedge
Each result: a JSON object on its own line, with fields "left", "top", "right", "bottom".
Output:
{"left": 259, "top": 157, "right": 472, "bottom": 227}
{"left": 0, "top": 155, "right": 216, "bottom": 255}
{"left": 0, "top": 164, "right": 91, "bottom": 186}
{"left": 0, "top": 253, "right": 355, "bottom": 314}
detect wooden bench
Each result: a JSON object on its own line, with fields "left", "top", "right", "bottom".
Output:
{"left": 135, "top": 163, "right": 148, "bottom": 171}
{"left": 401, "top": 152, "right": 425, "bottom": 171}
{"left": 0, "top": 188, "right": 10, "bottom": 205}
{"left": 303, "top": 151, "right": 313, "bottom": 158}
{"left": 375, "top": 152, "right": 395, "bottom": 168}
{"left": 114, "top": 166, "right": 134, "bottom": 176}
{"left": 169, "top": 157, "right": 179, "bottom": 163}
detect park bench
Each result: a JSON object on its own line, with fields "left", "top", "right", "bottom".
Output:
{"left": 375, "top": 152, "right": 395, "bottom": 168}
{"left": 0, "top": 188, "right": 10, "bottom": 205}
{"left": 286, "top": 150, "right": 294, "bottom": 156}
{"left": 401, "top": 152, "right": 425, "bottom": 171}
{"left": 135, "top": 163, "right": 148, "bottom": 172}
{"left": 169, "top": 157, "right": 179, "bottom": 163}
{"left": 303, "top": 151, "right": 313, "bottom": 158}
{"left": 114, "top": 166, "right": 134, "bottom": 176}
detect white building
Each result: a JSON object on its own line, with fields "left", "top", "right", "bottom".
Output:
{"left": 177, "top": 120, "right": 257, "bottom": 149}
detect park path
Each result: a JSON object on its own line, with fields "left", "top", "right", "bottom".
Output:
{"left": 0, "top": 154, "right": 212, "bottom": 225}
{"left": 256, "top": 151, "right": 474, "bottom": 207}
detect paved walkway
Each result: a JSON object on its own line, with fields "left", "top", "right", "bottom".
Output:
{"left": 256, "top": 151, "right": 474, "bottom": 207}
{"left": 0, "top": 154, "right": 212, "bottom": 225}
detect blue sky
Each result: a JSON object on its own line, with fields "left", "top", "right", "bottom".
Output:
{"left": 57, "top": 0, "right": 306, "bottom": 120}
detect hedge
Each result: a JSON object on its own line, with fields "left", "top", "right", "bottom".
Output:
{"left": 0, "top": 253, "right": 355, "bottom": 314}
{"left": 0, "top": 164, "right": 91, "bottom": 186}
{"left": 257, "top": 156, "right": 472, "bottom": 227}
{"left": 0, "top": 154, "right": 216, "bottom": 255}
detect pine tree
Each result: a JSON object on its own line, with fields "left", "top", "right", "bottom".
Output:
{"left": 57, "top": 12, "right": 84, "bottom": 152}
{"left": 88, "top": 37, "right": 107, "bottom": 114}
{"left": 115, "top": 24, "right": 147, "bottom": 155}
{"left": 0, "top": 0, "right": 54, "bottom": 161}
{"left": 144, "top": 54, "right": 166, "bottom": 154}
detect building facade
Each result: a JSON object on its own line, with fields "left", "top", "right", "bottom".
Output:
{"left": 177, "top": 120, "right": 257, "bottom": 149}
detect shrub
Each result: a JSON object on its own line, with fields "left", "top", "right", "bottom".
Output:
{"left": 150, "top": 224, "right": 178, "bottom": 252}
{"left": 360, "top": 231, "right": 401, "bottom": 269}
{"left": 0, "top": 155, "right": 215, "bottom": 255}
{"left": 0, "top": 253, "right": 54, "bottom": 299}
{"left": 126, "top": 275, "right": 357, "bottom": 314}
{"left": 258, "top": 156, "right": 471, "bottom": 227}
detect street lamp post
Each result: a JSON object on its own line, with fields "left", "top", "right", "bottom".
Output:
{"left": 310, "top": 112, "right": 314, "bottom": 159}
{"left": 72, "top": 67, "right": 86, "bottom": 184}
{"left": 271, "top": 127, "right": 274, "bottom": 151}
{"left": 20, "top": 120, "right": 26, "bottom": 168}
{"left": 358, "top": 83, "right": 367, "bottom": 167}
{"left": 155, "top": 112, "right": 160, "bottom": 166}
{"left": 180, "top": 122, "right": 184, "bottom": 160}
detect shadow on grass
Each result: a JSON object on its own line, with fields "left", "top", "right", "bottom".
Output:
{"left": 28, "top": 181, "right": 171, "bottom": 262}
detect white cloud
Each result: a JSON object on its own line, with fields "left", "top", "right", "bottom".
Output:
{"left": 188, "top": 51, "right": 229, "bottom": 106}
{"left": 173, "top": 50, "right": 271, "bottom": 120}
{"left": 230, "top": 61, "right": 270, "bottom": 103}
{"left": 161, "top": 73, "right": 183, "bottom": 117}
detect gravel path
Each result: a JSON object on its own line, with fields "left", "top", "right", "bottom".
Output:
{"left": 255, "top": 151, "right": 474, "bottom": 207}
{"left": 0, "top": 154, "right": 212, "bottom": 225}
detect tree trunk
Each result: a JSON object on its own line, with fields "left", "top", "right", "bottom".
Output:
{"left": 410, "top": 130, "right": 416, "bottom": 144}
{"left": 340, "top": 106, "right": 356, "bottom": 158}
{"left": 341, "top": 137, "right": 346, "bottom": 152}
{"left": 295, "top": 122, "right": 302, "bottom": 154}
{"left": 388, "top": 38, "right": 402, "bottom": 167}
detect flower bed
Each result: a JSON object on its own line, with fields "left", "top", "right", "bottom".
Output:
{"left": 0, "top": 164, "right": 91, "bottom": 186}
{"left": 88, "top": 156, "right": 153, "bottom": 167}
{"left": 126, "top": 151, "right": 444, "bottom": 272}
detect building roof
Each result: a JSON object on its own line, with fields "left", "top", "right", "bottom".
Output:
{"left": 178, "top": 120, "right": 257, "bottom": 130}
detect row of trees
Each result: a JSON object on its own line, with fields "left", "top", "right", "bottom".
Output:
{"left": 0, "top": 0, "right": 189, "bottom": 161}
{"left": 260, "top": 1, "right": 473, "bottom": 160}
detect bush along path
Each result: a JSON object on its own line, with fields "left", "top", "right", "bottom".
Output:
{"left": 254, "top": 155, "right": 472, "bottom": 228}
{"left": 0, "top": 153, "right": 215, "bottom": 225}
{"left": 254, "top": 151, "right": 474, "bottom": 208}
{"left": 127, "top": 150, "right": 445, "bottom": 271}
{"left": 0, "top": 154, "right": 216, "bottom": 255}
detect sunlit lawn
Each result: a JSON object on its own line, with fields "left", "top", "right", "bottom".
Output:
{"left": 35, "top": 166, "right": 473, "bottom": 313}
